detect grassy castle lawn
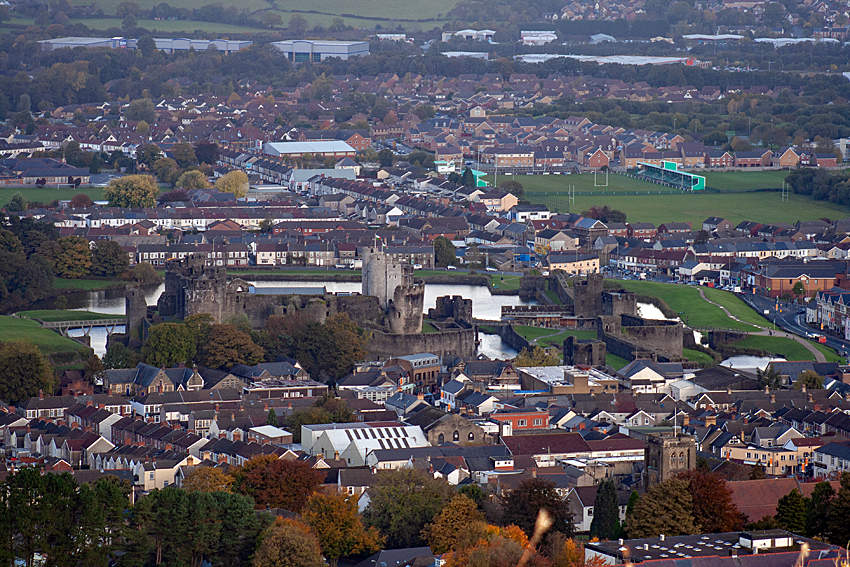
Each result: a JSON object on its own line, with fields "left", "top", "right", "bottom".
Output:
{"left": 18, "top": 310, "right": 119, "bottom": 322}
{"left": 732, "top": 335, "right": 843, "bottom": 362}
{"left": 0, "top": 316, "right": 90, "bottom": 355}
{"left": 614, "top": 280, "right": 762, "bottom": 331}
{"left": 508, "top": 173, "right": 850, "bottom": 225}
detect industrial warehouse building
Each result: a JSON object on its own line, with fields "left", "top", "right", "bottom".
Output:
{"left": 270, "top": 40, "right": 370, "bottom": 62}
{"left": 262, "top": 140, "right": 357, "bottom": 159}
{"left": 38, "top": 37, "right": 252, "bottom": 54}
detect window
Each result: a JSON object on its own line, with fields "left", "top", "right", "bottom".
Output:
{"left": 438, "top": 433, "right": 445, "bottom": 444}
{"left": 468, "top": 432, "right": 475, "bottom": 441}
{"left": 518, "top": 419, "right": 527, "bottom": 427}
{"left": 453, "top": 430, "right": 459, "bottom": 442}
{"left": 533, "top": 418, "right": 542, "bottom": 426}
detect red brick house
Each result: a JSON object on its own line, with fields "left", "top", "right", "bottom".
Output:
{"left": 586, "top": 147, "right": 610, "bottom": 170}
{"left": 815, "top": 154, "right": 839, "bottom": 168}
{"left": 734, "top": 149, "right": 772, "bottom": 168}
{"left": 490, "top": 408, "right": 550, "bottom": 431}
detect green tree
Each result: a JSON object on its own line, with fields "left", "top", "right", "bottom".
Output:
{"left": 795, "top": 370, "right": 824, "bottom": 390}
{"left": 363, "top": 468, "right": 455, "bottom": 548}
{"left": 5, "top": 193, "right": 25, "bottom": 213}
{"left": 424, "top": 494, "right": 484, "bottom": 554}
{"left": 176, "top": 170, "right": 211, "bottom": 190}
{"left": 776, "top": 488, "right": 807, "bottom": 534}
{"left": 303, "top": 492, "right": 383, "bottom": 565}
{"left": 501, "top": 477, "right": 574, "bottom": 542}
{"left": 461, "top": 167, "right": 475, "bottom": 187}
{"left": 757, "top": 365, "right": 782, "bottom": 390}
{"left": 137, "top": 35, "right": 156, "bottom": 57}
{"left": 433, "top": 236, "right": 456, "bottom": 267}
{"left": 288, "top": 14, "right": 308, "bottom": 36}
{"left": 377, "top": 149, "right": 394, "bottom": 167}
{"left": 126, "top": 98, "right": 155, "bottom": 123}
{"left": 267, "top": 408, "right": 278, "bottom": 426}
{"left": 499, "top": 179, "right": 524, "bottom": 198}
{"left": 103, "top": 341, "right": 140, "bottom": 369}
{"left": 515, "top": 346, "right": 560, "bottom": 367}
{"left": 54, "top": 236, "right": 92, "bottom": 278}
{"left": 0, "top": 342, "right": 54, "bottom": 403}
{"left": 215, "top": 170, "right": 250, "bottom": 198}
{"left": 151, "top": 157, "right": 180, "bottom": 186}
{"left": 806, "top": 481, "right": 834, "bottom": 538}
{"left": 590, "top": 479, "right": 620, "bottom": 540}
{"left": 136, "top": 143, "right": 162, "bottom": 167}
{"left": 105, "top": 174, "right": 159, "bottom": 208}
{"left": 170, "top": 142, "right": 197, "bottom": 167}
{"left": 197, "top": 324, "right": 265, "bottom": 369}
{"left": 142, "top": 322, "right": 196, "bottom": 367}
{"left": 91, "top": 240, "right": 129, "bottom": 277}
{"left": 626, "top": 478, "right": 697, "bottom": 538}
{"left": 252, "top": 519, "right": 324, "bottom": 567}
{"left": 194, "top": 141, "right": 219, "bottom": 165}
{"left": 827, "top": 472, "right": 850, "bottom": 544}
{"left": 121, "top": 262, "right": 162, "bottom": 285}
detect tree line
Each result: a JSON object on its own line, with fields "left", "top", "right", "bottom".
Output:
{"left": 106, "top": 311, "right": 369, "bottom": 384}
{"left": 1, "top": 459, "right": 599, "bottom": 567}
{"left": 786, "top": 168, "right": 850, "bottom": 209}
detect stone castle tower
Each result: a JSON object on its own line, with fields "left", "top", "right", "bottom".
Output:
{"left": 361, "top": 246, "right": 424, "bottom": 334}
{"left": 125, "top": 287, "right": 148, "bottom": 345}
{"left": 157, "top": 255, "right": 230, "bottom": 322}
{"left": 644, "top": 432, "right": 696, "bottom": 489}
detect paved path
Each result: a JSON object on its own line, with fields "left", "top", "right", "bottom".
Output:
{"left": 697, "top": 288, "right": 825, "bottom": 362}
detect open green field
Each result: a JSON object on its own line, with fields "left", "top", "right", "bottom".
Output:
{"left": 71, "top": 0, "right": 274, "bottom": 11}
{"left": 0, "top": 316, "right": 90, "bottom": 355}
{"left": 507, "top": 174, "right": 850, "bottom": 225}
{"left": 615, "top": 280, "right": 759, "bottom": 331}
{"left": 683, "top": 348, "right": 715, "bottom": 365}
{"left": 70, "top": 17, "right": 266, "bottom": 33}
{"left": 52, "top": 278, "right": 123, "bottom": 291}
{"left": 734, "top": 335, "right": 817, "bottom": 361}
{"left": 701, "top": 287, "right": 772, "bottom": 327}
{"left": 67, "top": 0, "right": 457, "bottom": 28}
{"left": 19, "top": 310, "right": 118, "bottom": 322}
{"left": 489, "top": 274, "right": 522, "bottom": 291}
{"left": 0, "top": 187, "right": 106, "bottom": 207}
{"left": 606, "top": 353, "right": 629, "bottom": 370}
{"left": 496, "top": 173, "right": 676, "bottom": 196}
{"left": 697, "top": 170, "right": 790, "bottom": 191}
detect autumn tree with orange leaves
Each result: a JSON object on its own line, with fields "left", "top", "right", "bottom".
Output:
{"left": 232, "top": 455, "right": 323, "bottom": 512}
{"left": 302, "top": 492, "right": 383, "bottom": 566}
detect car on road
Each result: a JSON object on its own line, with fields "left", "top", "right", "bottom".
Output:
{"left": 486, "top": 267, "right": 497, "bottom": 272}
{"left": 446, "top": 265, "right": 457, "bottom": 270}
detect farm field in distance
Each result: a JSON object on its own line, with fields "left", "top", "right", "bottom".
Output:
{"left": 506, "top": 174, "right": 850, "bottom": 225}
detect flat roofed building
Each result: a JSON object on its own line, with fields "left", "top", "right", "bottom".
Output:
{"left": 38, "top": 36, "right": 251, "bottom": 54}
{"left": 263, "top": 140, "right": 357, "bottom": 158}
{"left": 271, "top": 39, "right": 369, "bottom": 62}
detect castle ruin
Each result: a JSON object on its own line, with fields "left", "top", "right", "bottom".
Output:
{"left": 361, "top": 246, "right": 424, "bottom": 334}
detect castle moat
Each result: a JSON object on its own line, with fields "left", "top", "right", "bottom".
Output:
{"left": 67, "top": 280, "right": 533, "bottom": 358}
